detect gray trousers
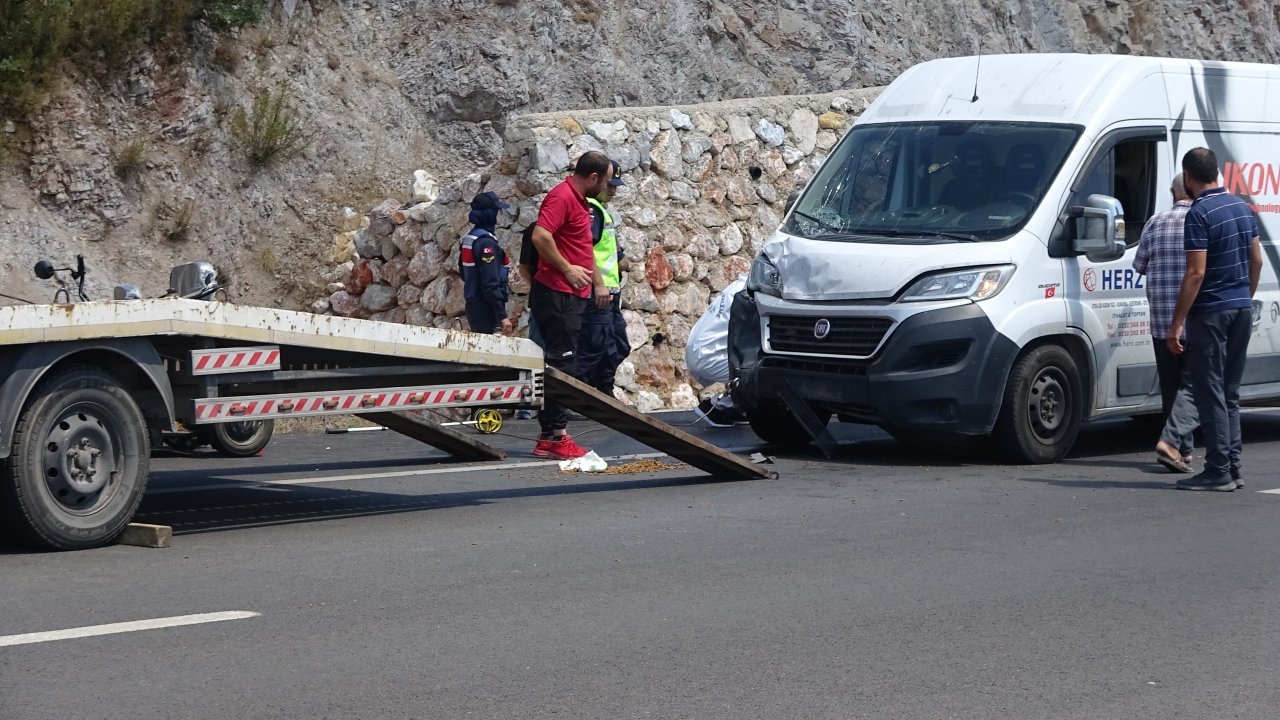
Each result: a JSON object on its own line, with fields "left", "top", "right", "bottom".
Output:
{"left": 1153, "top": 337, "right": 1198, "bottom": 457}
{"left": 1186, "top": 308, "right": 1252, "bottom": 476}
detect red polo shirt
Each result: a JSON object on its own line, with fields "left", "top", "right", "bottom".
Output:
{"left": 534, "top": 178, "right": 595, "bottom": 298}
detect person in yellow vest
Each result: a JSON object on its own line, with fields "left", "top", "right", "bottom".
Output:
{"left": 578, "top": 160, "right": 632, "bottom": 395}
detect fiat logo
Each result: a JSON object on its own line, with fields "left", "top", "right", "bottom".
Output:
{"left": 813, "top": 318, "right": 831, "bottom": 339}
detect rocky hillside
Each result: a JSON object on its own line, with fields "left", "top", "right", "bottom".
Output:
{"left": 1, "top": 0, "right": 1278, "bottom": 307}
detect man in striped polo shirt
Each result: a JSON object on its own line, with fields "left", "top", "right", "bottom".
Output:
{"left": 1167, "top": 147, "right": 1264, "bottom": 491}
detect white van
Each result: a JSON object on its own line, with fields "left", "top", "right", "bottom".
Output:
{"left": 728, "top": 53, "right": 1280, "bottom": 462}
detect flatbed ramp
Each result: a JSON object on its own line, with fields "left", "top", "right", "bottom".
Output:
{"left": 543, "top": 368, "right": 777, "bottom": 480}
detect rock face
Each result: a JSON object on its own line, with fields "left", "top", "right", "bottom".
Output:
{"left": 399, "top": 1, "right": 1280, "bottom": 123}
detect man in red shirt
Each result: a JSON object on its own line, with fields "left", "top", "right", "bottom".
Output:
{"left": 529, "top": 150, "right": 612, "bottom": 458}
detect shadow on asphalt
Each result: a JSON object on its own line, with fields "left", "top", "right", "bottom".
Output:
{"left": 755, "top": 414, "right": 1280, "bottom": 468}
{"left": 131, "top": 473, "right": 714, "bottom": 536}
{"left": 149, "top": 452, "right": 455, "bottom": 477}
{"left": 1014, "top": 477, "right": 1177, "bottom": 491}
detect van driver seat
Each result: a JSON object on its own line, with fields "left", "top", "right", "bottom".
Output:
{"left": 1001, "top": 143, "right": 1047, "bottom": 198}
{"left": 938, "top": 142, "right": 993, "bottom": 209}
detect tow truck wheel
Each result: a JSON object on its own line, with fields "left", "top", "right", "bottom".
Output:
{"left": 992, "top": 344, "right": 1082, "bottom": 464}
{"left": 201, "top": 419, "right": 274, "bottom": 457}
{"left": 0, "top": 366, "right": 150, "bottom": 550}
{"left": 745, "top": 403, "right": 815, "bottom": 446}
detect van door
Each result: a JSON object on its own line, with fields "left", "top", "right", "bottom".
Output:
{"left": 1058, "top": 126, "right": 1169, "bottom": 413}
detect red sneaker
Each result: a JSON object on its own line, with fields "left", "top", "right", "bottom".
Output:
{"left": 533, "top": 434, "right": 588, "bottom": 459}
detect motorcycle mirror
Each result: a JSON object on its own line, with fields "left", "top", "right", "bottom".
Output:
{"left": 34, "top": 260, "right": 56, "bottom": 280}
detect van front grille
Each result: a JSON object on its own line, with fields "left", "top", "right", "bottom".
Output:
{"left": 767, "top": 316, "right": 893, "bottom": 357}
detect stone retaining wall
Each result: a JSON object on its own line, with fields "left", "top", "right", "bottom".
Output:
{"left": 320, "top": 87, "right": 883, "bottom": 410}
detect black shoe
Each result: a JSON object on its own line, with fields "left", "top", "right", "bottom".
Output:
{"left": 1230, "top": 467, "right": 1244, "bottom": 489}
{"left": 1176, "top": 472, "right": 1236, "bottom": 492}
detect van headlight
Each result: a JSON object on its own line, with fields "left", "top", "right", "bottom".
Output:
{"left": 747, "top": 254, "right": 783, "bottom": 297}
{"left": 900, "top": 265, "right": 1015, "bottom": 302}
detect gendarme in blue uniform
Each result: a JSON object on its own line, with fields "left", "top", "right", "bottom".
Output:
{"left": 460, "top": 191, "right": 511, "bottom": 334}
{"left": 1184, "top": 185, "right": 1258, "bottom": 314}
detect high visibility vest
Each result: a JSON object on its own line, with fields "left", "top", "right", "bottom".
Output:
{"left": 587, "top": 198, "right": 620, "bottom": 289}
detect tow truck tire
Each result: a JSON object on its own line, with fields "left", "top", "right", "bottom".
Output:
{"left": 0, "top": 366, "right": 150, "bottom": 550}
{"left": 992, "top": 345, "right": 1082, "bottom": 464}
{"left": 202, "top": 420, "right": 274, "bottom": 457}
{"left": 745, "top": 403, "right": 815, "bottom": 446}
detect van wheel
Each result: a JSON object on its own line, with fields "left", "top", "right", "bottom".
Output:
{"left": 745, "top": 403, "right": 817, "bottom": 446}
{"left": 201, "top": 420, "right": 274, "bottom": 457}
{"left": 0, "top": 366, "right": 150, "bottom": 550}
{"left": 992, "top": 345, "right": 1082, "bottom": 464}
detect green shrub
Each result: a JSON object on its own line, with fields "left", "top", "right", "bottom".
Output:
{"left": 0, "top": 0, "right": 73, "bottom": 117}
{"left": 229, "top": 84, "right": 307, "bottom": 169}
{"left": 205, "top": 0, "right": 262, "bottom": 30}
{"left": 0, "top": 0, "right": 265, "bottom": 121}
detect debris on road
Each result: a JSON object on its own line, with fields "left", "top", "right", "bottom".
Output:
{"left": 559, "top": 451, "right": 609, "bottom": 473}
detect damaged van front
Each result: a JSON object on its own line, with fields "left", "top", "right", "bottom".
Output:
{"left": 729, "top": 117, "right": 1082, "bottom": 456}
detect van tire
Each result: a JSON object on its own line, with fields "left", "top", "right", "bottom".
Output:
{"left": 745, "top": 403, "right": 815, "bottom": 446}
{"left": 992, "top": 345, "right": 1082, "bottom": 464}
{"left": 0, "top": 366, "right": 150, "bottom": 550}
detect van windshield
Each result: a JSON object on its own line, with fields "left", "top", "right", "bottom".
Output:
{"left": 786, "top": 122, "right": 1082, "bottom": 243}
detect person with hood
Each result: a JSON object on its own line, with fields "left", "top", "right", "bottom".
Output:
{"left": 460, "top": 191, "right": 512, "bottom": 335}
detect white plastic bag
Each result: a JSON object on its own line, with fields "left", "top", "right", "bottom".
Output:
{"left": 559, "top": 450, "right": 608, "bottom": 473}
{"left": 685, "top": 275, "right": 747, "bottom": 387}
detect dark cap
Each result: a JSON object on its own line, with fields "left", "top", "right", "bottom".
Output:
{"left": 607, "top": 160, "right": 624, "bottom": 187}
{"left": 470, "top": 191, "right": 510, "bottom": 211}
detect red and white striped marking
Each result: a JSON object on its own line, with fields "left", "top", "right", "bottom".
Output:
{"left": 193, "top": 381, "right": 531, "bottom": 423}
{"left": 191, "top": 346, "right": 281, "bottom": 375}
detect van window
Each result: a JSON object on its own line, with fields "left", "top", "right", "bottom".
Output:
{"left": 786, "top": 122, "right": 1082, "bottom": 243}
{"left": 1063, "top": 139, "right": 1158, "bottom": 248}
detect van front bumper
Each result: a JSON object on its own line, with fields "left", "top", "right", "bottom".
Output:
{"left": 729, "top": 292, "right": 1018, "bottom": 435}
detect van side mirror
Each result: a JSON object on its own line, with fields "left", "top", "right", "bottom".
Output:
{"left": 1071, "top": 194, "right": 1126, "bottom": 262}
{"left": 784, "top": 191, "right": 800, "bottom": 216}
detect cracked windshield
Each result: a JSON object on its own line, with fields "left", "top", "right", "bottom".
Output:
{"left": 787, "top": 122, "right": 1081, "bottom": 243}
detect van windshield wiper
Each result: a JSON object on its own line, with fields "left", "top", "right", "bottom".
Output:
{"left": 791, "top": 210, "right": 845, "bottom": 233}
{"left": 852, "top": 228, "right": 983, "bottom": 243}
{"left": 913, "top": 230, "right": 982, "bottom": 243}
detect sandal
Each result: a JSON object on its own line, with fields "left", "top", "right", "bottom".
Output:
{"left": 1156, "top": 451, "right": 1193, "bottom": 473}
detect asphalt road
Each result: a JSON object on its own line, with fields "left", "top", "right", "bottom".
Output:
{"left": 2, "top": 412, "right": 1279, "bottom": 719}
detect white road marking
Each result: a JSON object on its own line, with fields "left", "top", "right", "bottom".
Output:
{"left": 1258, "top": 489, "right": 1280, "bottom": 495}
{"left": 148, "top": 452, "right": 670, "bottom": 495}
{"left": 0, "top": 611, "right": 260, "bottom": 648}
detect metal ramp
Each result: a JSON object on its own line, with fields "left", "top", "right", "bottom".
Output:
{"left": 542, "top": 368, "right": 777, "bottom": 480}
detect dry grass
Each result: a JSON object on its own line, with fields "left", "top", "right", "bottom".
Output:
{"left": 113, "top": 134, "right": 147, "bottom": 182}
{"left": 563, "top": 0, "right": 599, "bottom": 23}
{"left": 212, "top": 38, "right": 240, "bottom": 74}
{"left": 152, "top": 198, "right": 196, "bottom": 242}
{"left": 253, "top": 245, "right": 279, "bottom": 273}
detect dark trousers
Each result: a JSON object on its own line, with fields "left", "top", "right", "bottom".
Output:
{"left": 1186, "top": 308, "right": 1252, "bottom": 476}
{"left": 465, "top": 301, "right": 501, "bottom": 335}
{"left": 1153, "top": 336, "right": 1198, "bottom": 457}
{"left": 578, "top": 295, "right": 631, "bottom": 395}
{"left": 530, "top": 280, "right": 588, "bottom": 433}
